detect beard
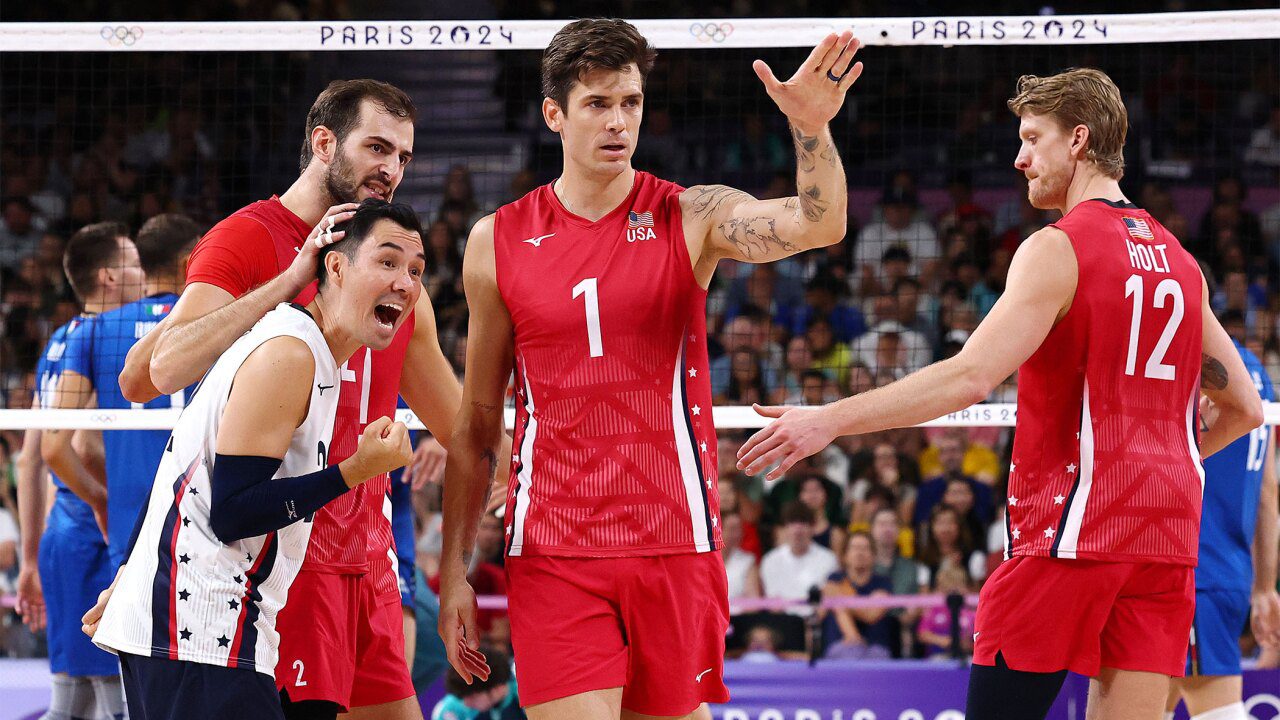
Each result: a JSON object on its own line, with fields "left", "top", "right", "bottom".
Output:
{"left": 1027, "top": 167, "right": 1069, "bottom": 210}
{"left": 324, "top": 145, "right": 390, "bottom": 204}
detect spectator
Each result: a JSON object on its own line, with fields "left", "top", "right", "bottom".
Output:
{"left": 854, "top": 186, "right": 940, "bottom": 296}
{"left": 475, "top": 513, "right": 505, "bottom": 568}
{"left": 916, "top": 504, "right": 984, "bottom": 592}
{"left": 717, "top": 348, "right": 770, "bottom": 406}
{"left": 760, "top": 501, "right": 839, "bottom": 612}
{"left": 786, "top": 272, "right": 866, "bottom": 344}
{"left": 853, "top": 295, "right": 931, "bottom": 375}
{"left": 432, "top": 644, "right": 522, "bottom": 720}
{"left": 774, "top": 335, "right": 814, "bottom": 404}
{"left": 869, "top": 507, "right": 917, "bottom": 596}
{"left": 918, "top": 427, "right": 1001, "bottom": 484}
{"left": 822, "top": 532, "right": 895, "bottom": 659}
{"left": 722, "top": 510, "right": 761, "bottom": 600}
{"left": 849, "top": 441, "right": 919, "bottom": 526}
{"left": 806, "top": 317, "right": 854, "bottom": 387}
{"left": 766, "top": 473, "right": 843, "bottom": 533}
{"left": 711, "top": 314, "right": 778, "bottom": 398}
{"left": 793, "top": 369, "right": 835, "bottom": 407}
{"left": 740, "top": 625, "right": 784, "bottom": 663}
{"left": 915, "top": 564, "right": 976, "bottom": 659}
{"left": 894, "top": 276, "right": 940, "bottom": 358}
{"left": 913, "top": 434, "right": 995, "bottom": 532}
{"left": 0, "top": 196, "right": 45, "bottom": 271}
{"left": 797, "top": 475, "right": 846, "bottom": 552}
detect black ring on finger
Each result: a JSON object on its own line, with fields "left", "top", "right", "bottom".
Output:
{"left": 826, "top": 68, "right": 842, "bottom": 83}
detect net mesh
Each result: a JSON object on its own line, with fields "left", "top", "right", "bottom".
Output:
{"left": 0, "top": 8, "right": 1277, "bottom": 677}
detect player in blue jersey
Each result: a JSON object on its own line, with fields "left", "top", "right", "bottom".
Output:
{"left": 50, "top": 214, "right": 202, "bottom": 568}
{"left": 19, "top": 221, "right": 145, "bottom": 720}
{"left": 1167, "top": 317, "right": 1280, "bottom": 720}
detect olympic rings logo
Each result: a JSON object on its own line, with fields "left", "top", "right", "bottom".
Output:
{"left": 689, "top": 22, "right": 733, "bottom": 43}
{"left": 101, "top": 26, "right": 144, "bottom": 47}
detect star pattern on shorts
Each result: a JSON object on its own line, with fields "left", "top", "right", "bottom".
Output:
{"left": 179, "top": 628, "right": 192, "bottom": 641}
{"left": 232, "top": 575, "right": 243, "bottom": 584}
{"left": 178, "top": 589, "right": 190, "bottom": 601}
{"left": 189, "top": 487, "right": 199, "bottom": 495}
{"left": 217, "top": 635, "right": 230, "bottom": 648}
{"left": 245, "top": 552, "right": 252, "bottom": 562}
{"left": 228, "top": 598, "right": 240, "bottom": 611}
{"left": 1011, "top": 528, "right": 1021, "bottom": 540}
{"left": 178, "top": 553, "right": 190, "bottom": 564}
{"left": 182, "top": 517, "right": 191, "bottom": 527}
{"left": 1044, "top": 527, "right": 1055, "bottom": 538}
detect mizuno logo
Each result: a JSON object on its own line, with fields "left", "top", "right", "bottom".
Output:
{"left": 317, "top": 383, "right": 334, "bottom": 395}
{"left": 524, "top": 233, "right": 554, "bottom": 247}
{"left": 696, "top": 668, "right": 713, "bottom": 682}
{"left": 286, "top": 500, "right": 297, "bottom": 520}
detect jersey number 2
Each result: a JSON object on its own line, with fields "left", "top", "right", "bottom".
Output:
{"left": 1124, "top": 275, "right": 1185, "bottom": 381}
{"left": 573, "top": 278, "right": 604, "bottom": 358}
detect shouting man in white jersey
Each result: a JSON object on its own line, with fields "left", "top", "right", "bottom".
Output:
{"left": 84, "top": 199, "right": 422, "bottom": 720}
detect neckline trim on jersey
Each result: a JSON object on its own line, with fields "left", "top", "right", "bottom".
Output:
{"left": 1089, "top": 197, "right": 1139, "bottom": 210}
{"left": 287, "top": 302, "right": 315, "bottom": 322}
{"left": 543, "top": 171, "right": 644, "bottom": 228}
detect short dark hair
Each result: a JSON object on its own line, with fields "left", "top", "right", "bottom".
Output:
{"left": 317, "top": 199, "right": 424, "bottom": 289}
{"left": 847, "top": 529, "right": 874, "bottom": 549}
{"left": 64, "top": 221, "right": 130, "bottom": 302}
{"left": 800, "top": 369, "right": 828, "bottom": 384}
{"left": 299, "top": 79, "right": 416, "bottom": 173}
{"left": 135, "top": 213, "right": 201, "bottom": 275}
{"left": 444, "top": 644, "right": 511, "bottom": 698}
{"left": 781, "top": 500, "right": 813, "bottom": 526}
{"left": 1220, "top": 309, "right": 1246, "bottom": 326}
{"left": 541, "top": 19, "right": 657, "bottom": 110}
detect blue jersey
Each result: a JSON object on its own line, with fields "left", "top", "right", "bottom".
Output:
{"left": 390, "top": 396, "right": 417, "bottom": 602}
{"left": 1197, "top": 340, "right": 1275, "bottom": 592}
{"left": 36, "top": 315, "right": 99, "bottom": 536}
{"left": 62, "top": 293, "right": 196, "bottom": 567}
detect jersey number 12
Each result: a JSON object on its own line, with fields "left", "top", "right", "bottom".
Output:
{"left": 1123, "top": 275, "right": 1185, "bottom": 381}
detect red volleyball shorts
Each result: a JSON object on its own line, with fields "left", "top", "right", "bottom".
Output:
{"left": 973, "top": 555, "right": 1194, "bottom": 678}
{"left": 506, "top": 551, "right": 731, "bottom": 716}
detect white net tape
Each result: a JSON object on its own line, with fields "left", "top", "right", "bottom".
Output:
{"left": 0, "top": 403, "right": 1276, "bottom": 431}
{"left": 1, "top": 10, "right": 1277, "bottom": 52}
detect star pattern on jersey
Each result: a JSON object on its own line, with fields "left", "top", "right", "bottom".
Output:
{"left": 1008, "top": 496, "right": 1018, "bottom": 507}
{"left": 689, "top": 334, "right": 697, "bottom": 343}
{"left": 179, "top": 628, "right": 192, "bottom": 641}
{"left": 1044, "top": 527, "right": 1055, "bottom": 538}
{"left": 512, "top": 454, "right": 519, "bottom": 464}
{"left": 1054, "top": 495, "right": 1065, "bottom": 505}
{"left": 1011, "top": 527, "right": 1021, "bottom": 540}
{"left": 178, "top": 553, "right": 190, "bottom": 564}
{"left": 182, "top": 517, "right": 191, "bottom": 527}
{"left": 232, "top": 575, "right": 243, "bottom": 584}
{"left": 689, "top": 368, "right": 697, "bottom": 378}
{"left": 178, "top": 589, "right": 190, "bottom": 601}
{"left": 189, "top": 486, "right": 198, "bottom": 495}
{"left": 245, "top": 552, "right": 252, "bottom": 562}
{"left": 706, "top": 478, "right": 714, "bottom": 491}
{"left": 228, "top": 598, "right": 240, "bottom": 611}
{"left": 700, "top": 441, "right": 708, "bottom": 453}
{"left": 711, "top": 515, "right": 719, "bottom": 528}
{"left": 1066, "top": 463, "right": 1077, "bottom": 474}
{"left": 217, "top": 635, "right": 230, "bottom": 648}
{"left": 1009, "top": 462, "right": 1016, "bottom": 474}
{"left": 692, "top": 405, "right": 701, "bottom": 416}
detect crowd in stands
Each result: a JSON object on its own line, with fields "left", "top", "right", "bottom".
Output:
{"left": 1, "top": 1, "right": 1278, "bottom": 667}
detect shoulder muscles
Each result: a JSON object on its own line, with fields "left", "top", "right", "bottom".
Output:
{"left": 215, "top": 336, "right": 315, "bottom": 459}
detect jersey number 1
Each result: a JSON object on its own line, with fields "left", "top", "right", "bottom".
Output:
{"left": 1124, "top": 275, "right": 1185, "bottom": 381}
{"left": 573, "top": 278, "right": 604, "bottom": 358}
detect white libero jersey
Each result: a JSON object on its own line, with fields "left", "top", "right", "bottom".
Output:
{"left": 94, "top": 304, "right": 340, "bottom": 677}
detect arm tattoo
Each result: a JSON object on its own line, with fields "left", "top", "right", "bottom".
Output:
{"left": 718, "top": 216, "right": 797, "bottom": 260}
{"left": 1201, "top": 353, "right": 1228, "bottom": 391}
{"left": 461, "top": 447, "right": 500, "bottom": 566}
{"left": 798, "top": 184, "right": 830, "bottom": 222}
{"left": 792, "top": 126, "right": 820, "bottom": 173}
{"left": 686, "top": 185, "right": 755, "bottom": 220}
{"left": 470, "top": 400, "right": 500, "bottom": 413}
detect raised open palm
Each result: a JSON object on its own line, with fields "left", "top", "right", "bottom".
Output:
{"left": 753, "top": 31, "right": 863, "bottom": 132}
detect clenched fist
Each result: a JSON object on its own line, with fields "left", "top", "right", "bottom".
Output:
{"left": 339, "top": 416, "right": 413, "bottom": 487}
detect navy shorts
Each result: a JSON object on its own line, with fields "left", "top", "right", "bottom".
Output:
{"left": 1187, "top": 588, "right": 1250, "bottom": 676}
{"left": 120, "top": 652, "right": 284, "bottom": 720}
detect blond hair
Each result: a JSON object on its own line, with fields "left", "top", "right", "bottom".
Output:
{"left": 1008, "top": 68, "right": 1127, "bottom": 180}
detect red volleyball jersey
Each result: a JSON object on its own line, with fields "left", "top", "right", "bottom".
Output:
{"left": 1006, "top": 199, "right": 1204, "bottom": 566}
{"left": 186, "top": 196, "right": 413, "bottom": 576}
{"left": 494, "top": 171, "right": 722, "bottom": 557}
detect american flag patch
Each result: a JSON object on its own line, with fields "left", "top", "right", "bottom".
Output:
{"left": 1123, "top": 217, "right": 1154, "bottom": 240}
{"left": 628, "top": 211, "right": 654, "bottom": 229}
